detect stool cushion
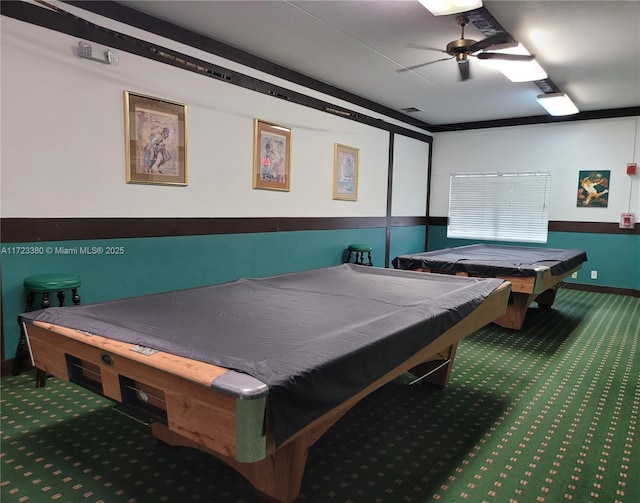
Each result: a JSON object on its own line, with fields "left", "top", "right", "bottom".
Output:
{"left": 24, "top": 273, "right": 82, "bottom": 292}
{"left": 347, "top": 243, "right": 372, "bottom": 252}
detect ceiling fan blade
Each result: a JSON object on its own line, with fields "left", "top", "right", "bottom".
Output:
{"left": 468, "top": 32, "right": 511, "bottom": 53}
{"left": 404, "top": 42, "right": 448, "bottom": 53}
{"left": 476, "top": 52, "right": 535, "bottom": 61}
{"left": 458, "top": 60, "right": 471, "bottom": 81}
{"left": 397, "top": 56, "right": 453, "bottom": 73}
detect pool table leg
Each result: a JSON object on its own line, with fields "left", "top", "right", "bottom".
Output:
{"left": 492, "top": 292, "right": 536, "bottom": 330}
{"left": 151, "top": 422, "right": 308, "bottom": 503}
{"left": 493, "top": 283, "right": 561, "bottom": 330}
{"left": 534, "top": 286, "right": 558, "bottom": 307}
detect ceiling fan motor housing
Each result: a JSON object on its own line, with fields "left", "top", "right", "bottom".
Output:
{"left": 446, "top": 39, "right": 476, "bottom": 61}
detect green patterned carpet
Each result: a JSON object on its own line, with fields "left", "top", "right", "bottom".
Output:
{"left": 2, "top": 289, "right": 639, "bottom": 502}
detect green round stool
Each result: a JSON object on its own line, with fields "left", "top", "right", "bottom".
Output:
{"left": 14, "top": 273, "right": 82, "bottom": 387}
{"left": 346, "top": 244, "right": 373, "bottom": 266}
{"left": 23, "top": 273, "right": 81, "bottom": 311}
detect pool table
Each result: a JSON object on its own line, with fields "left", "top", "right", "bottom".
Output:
{"left": 21, "top": 264, "right": 510, "bottom": 502}
{"left": 392, "top": 244, "right": 587, "bottom": 330}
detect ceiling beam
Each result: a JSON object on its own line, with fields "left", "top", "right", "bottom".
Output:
{"left": 467, "top": 6, "right": 560, "bottom": 94}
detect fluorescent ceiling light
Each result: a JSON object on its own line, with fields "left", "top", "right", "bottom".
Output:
{"left": 537, "top": 93, "right": 579, "bottom": 116}
{"left": 418, "top": 0, "right": 483, "bottom": 16}
{"left": 484, "top": 43, "right": 547, "bottom": 82}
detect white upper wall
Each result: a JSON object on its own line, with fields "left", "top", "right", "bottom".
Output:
{"left": 0, "top": 14, "right": 430, "bottom": 219}
{"left": 391, "top": 135, "right": 429, "bottom": 217}
{"left": 430, "top": 118, "right": 640, "bottom": 221}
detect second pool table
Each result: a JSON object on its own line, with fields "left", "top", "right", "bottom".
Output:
{"left": 393, "top": 244, "right": 587, "bottom": 330}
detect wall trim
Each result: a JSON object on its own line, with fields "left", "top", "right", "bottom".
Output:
{"left": 428, "top": 217, "right": 639, "bottom": 235}
{"left": 428, "top": 107, "right": 640, "bottom": 132}
{"left": 63, "top": 1, "right": 640, "bottom": 133}
{"left": 0, "top": 217, "right": 428, "bottom": 243}
{"left": 2, "top": 217, "right": 636, "bottom": 244}
{"left": 548, "top": 221, "right": 639, "bottom": 234}
{"left": 0, "top": 1, "right": 432, "bottom": 142}
{"left": 563, "top": 282, "right": 639, "bottom": 298}
{"left": 64, "top": 0, "right": 437, "bottom": 133}
{"left": 385, "top": 132, "right": 396, "bottom": 267}
{"left": 3, "top": 2, "right": 634, "bottom": 134}
{"left": 1, "top": 360, "right": 16, "bottom": 377}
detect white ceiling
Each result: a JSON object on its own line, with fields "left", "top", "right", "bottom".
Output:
{"left": 116, "top": 0, "right": 640, "bottom": 128}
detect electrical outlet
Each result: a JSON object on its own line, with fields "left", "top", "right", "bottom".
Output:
{"left": 571, "top": 272, "right": 578, "bottom": 279}
{"left": 591, "top": 270, "right": 598, "bottom": 279}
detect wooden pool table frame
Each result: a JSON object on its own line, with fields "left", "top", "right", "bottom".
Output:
{"left": 23, "top": 281, "right": 510, "bottom": 502}
{"left": 413, "top": 263, "right": 583, "bottom": 330}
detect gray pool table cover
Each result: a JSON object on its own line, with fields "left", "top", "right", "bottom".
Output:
{"left": 22, "top": 264, "right": 505, "bottom": 445}
{"left": 393, "top": 244, "right": 587, "bottom": 277}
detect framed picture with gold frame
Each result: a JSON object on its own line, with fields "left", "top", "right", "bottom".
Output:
{"left": 124, "top": 91, "right": 188, "bottom": 186}
{"left": 253, "top": 119, "right": 291, "bottom": 191}
{"left": 333, "top": 143, "right": 359, "bottom": 201}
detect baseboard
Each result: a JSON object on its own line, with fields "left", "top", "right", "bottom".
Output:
{"left": 1, "top": 358, "right": 17, "bottom": 376}
{"left": 563, "top": 282, "right": 639, "bottom": 298}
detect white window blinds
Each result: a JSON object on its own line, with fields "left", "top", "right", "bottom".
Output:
{"left": 448, "top": 172, "right": 551, "bottom": 243}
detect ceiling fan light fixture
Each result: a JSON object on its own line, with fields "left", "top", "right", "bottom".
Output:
{"left": 537, "top": 93, "right": 579, "bottom": 116}
{"left": 418, "top": 0, "right": 483, "bottom": 16}
{"left": 483, "top": 43, "right": 547, "bottom": 82}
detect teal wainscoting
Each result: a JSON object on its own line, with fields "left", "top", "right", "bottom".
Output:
{"left": 1, "top": 228, "right": 387, "bottom": 358}
{"left": 388, "top": 225, "right": 427, "bottom": 266}
{"left": 427, "top": 226, "right": 639, "bottom": 291}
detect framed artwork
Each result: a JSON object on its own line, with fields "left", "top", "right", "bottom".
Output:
{"left": 253, "top": 119, "right": 291, "bottom": 191}
{"left": 577, "top": 170, "right": 610, "bottom": 207}
{"left": 333, "top": 144, "right": 359, "bottom": 201}
{"left": 124, "top": 91, "right": 188, "bottom": 186}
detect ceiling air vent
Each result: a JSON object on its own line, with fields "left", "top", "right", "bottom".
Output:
{"left": 401, "top": 107, "right": 422, "bottom": 113}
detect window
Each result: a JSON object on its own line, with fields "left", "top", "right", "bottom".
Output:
{"left": 448, "top": 172, "right": 551, "bottom": 243}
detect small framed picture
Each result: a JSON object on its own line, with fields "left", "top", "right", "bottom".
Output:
{"left": 124, "top": 91, "right": 188, "bottom": 186}
{"left": 577, "top": 170, "right": 610, "bottom": 207}
{"left": 253, "top": 119, "right": 291, "bottom": 191}
{"left": 333, "top": 144, "right": 359, "bottom": 201}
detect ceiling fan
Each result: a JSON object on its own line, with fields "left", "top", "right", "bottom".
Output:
{"left": 399, "top": 15, "right": 534, "bottom": 81}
